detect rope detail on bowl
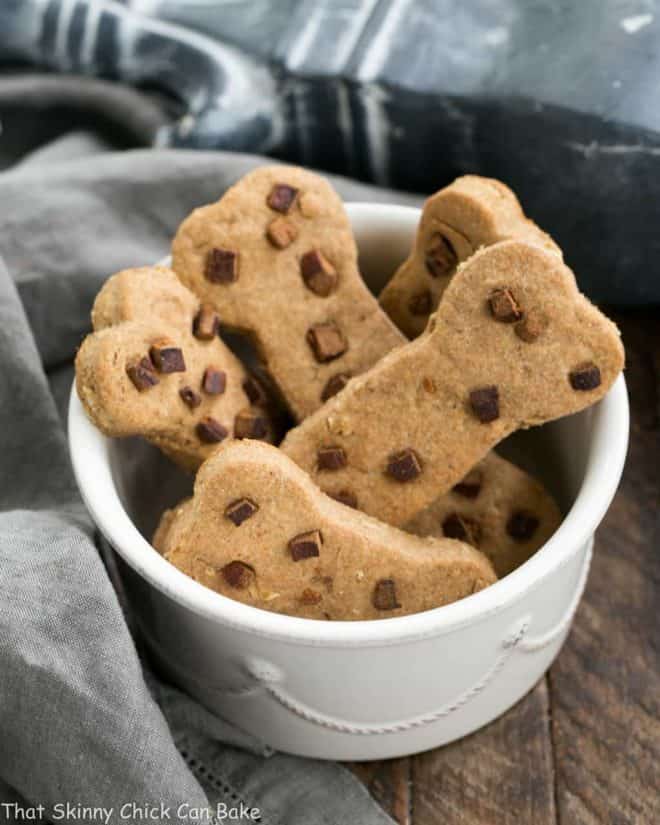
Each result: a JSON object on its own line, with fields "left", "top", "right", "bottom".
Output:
{"left": 238, "top": 542, "right": 593, "bottom": 736}
{"left": 252, "top": 621, "right": 528, "bottom": 735}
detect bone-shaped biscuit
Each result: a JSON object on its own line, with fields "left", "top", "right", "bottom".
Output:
{"left": 379, "top": 175, "right": 561, "bottom": 338}
{"left": 153, "top": 440, "right": 496, "bottom": 620}
{"left": 405, "top": 452, "right": 562, "bottom": 578}
{"left": 76, "top": 266, "right": 271, "bottom": 471}
{"left": 281, "top": 240, "right": 624, "bottom": 527}
{"left": 171, "top": 165, "right": 404, "bottom": 420}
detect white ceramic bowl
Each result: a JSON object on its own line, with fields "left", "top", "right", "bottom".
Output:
{"left": 68, "top": 203, "right": 629, "bottom": 760}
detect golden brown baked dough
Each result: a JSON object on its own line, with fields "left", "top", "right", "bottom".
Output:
{"left": 379, "top": 175, "right": 560, "bottom": 338}
{"left": 282, "top": 240, "right": 624, "bottom": 526}
{"left": 154, "top": 440, "right": 497, "bottom": 620}
{"left": 76, "top": 266, "right": 270, "bottom": 470}
{"left": 171, "top": 165, "right": 404, "bottom": 420}
{"left": 405, "top": 452, "right": 562, "bottom": 577}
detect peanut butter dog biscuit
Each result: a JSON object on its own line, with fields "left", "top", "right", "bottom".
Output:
{"left": 281, "top": 240, "right": 624, "bottom": 527}
{"left": 379, "top": 175, "right": 561, "bottom": 338}
{"left": 405, "top": 453, "right": 562, "bottom": 577}
{"left": 76, "top": 266, "right": 271, "bottom": 470}
{"left": 171, "top": 165, "right": 404, "bottom": 420}
{"left": 153, "top": 441, "right": 496, "bottom": 620}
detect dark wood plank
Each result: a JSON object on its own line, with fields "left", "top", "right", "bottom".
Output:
{"left": 412, "top": 679, "right": 556, "bottom": 824}
{"left": 550, "top": 312, "right": 660, "bottom": 825}
{"left": 350, "top": 758, "right": 411, "bottom": 825}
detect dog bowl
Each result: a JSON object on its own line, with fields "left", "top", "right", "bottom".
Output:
{"left": 68, "top": 202, "right": 629, "bottom": 760}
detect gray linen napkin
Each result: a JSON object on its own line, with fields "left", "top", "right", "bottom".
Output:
{"left": 0, "top": 140, "right": 408, "bottom": 824}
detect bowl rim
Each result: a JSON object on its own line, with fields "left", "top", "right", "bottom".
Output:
{"left": 68, "top": 201, "right": 630, "bottom": 646}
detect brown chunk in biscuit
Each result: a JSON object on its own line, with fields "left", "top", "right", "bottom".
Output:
{"left": 515, "top": 308, "right": 548, "bottom": 343}
{"left": 299, "top": 588, "right": 322, "bottom": 605}
{"left": 179, "top": 386, "right": 202, "bottom": 409}
{"left": 149, "top": 339, "right": 186, "bottom": 374}
{"left": 469, "top": 386, "right": 500, "bottom": 422}
{"left": 126, "top": 356, "right": 159, "bottom": 391}
{"left": 569, "top": 363, "right": 601, "bottom": 391}
{"left": 225, "top": 497, "right": 259, "bottom": 526}
{"left": 452, "top": 469, "right": 483, "bottom": 499}
{"left": 408, "top": 290, "right": 432, "bottom": 316}
{"left": 489, "top": 288, "right": 522, "bottom": 323}
{"left": 442, "top": 512, "right": 482, "bottom": 546}
{"left": 267, "top": 217, "right": 298, "bottom": 249}
{"left": 300, "top": 250, "right": 338, "bottom": 297}
{"left": 306, "top": 322, "right": 347, "bottom": 363}
{"left": 372, "top": 579, "right": 401, "bottom": 610}
{"left": 193, "top": 304, "right": 219, "bottom": 340}
{"left": 289, "top": 530, "right": 322, "bottom": 562}
{"left": 242, "top": 376, "right": 268, "bottom": 406}
{"left": 202, "top": 367, "right": 226, "bottom": 395}
{"left": 205, "top": 248, "right": 238, "bottom": 284}
{"left": 386, "top": 448, "right": 422, "bottom": 482}
{"left": 425, "top": 234, "right": 457, "bottom": 278}
{"left": 267, "top": 183, "right": 298, "bottom": 214}
{"left": 321, "top": 372, "right": 351, "bottom": 402}
{"left": 222, "top": 560, "right": 255, "bottom": 589}
{"left": 317, "top": 445, "right": 347, "bottom": 471}
{"left": 196, "top": 417, "right": 228, "bottom": 443}
{"left": 234, "top": 409, "right": 268, "bottom": 440}
{"left": 326, "top": 489, "right": 358, "bottom": 508}
{"left": 506, "top": 510, "right": 540, "bottom": 542}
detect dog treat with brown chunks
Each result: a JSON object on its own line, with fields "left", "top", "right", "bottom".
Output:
{"left": 153, "top": 440, "right": 497, "bottom": 620}
{"left": 281, "top": 240, "right": 624, "bottom": 527}
{"left": 404, "top": 453, "right": 562, "bottom": 578}
{"left": 379, "top": 175, "right": 561, "bottom": 338}
{"left": 171, "top": 165, "right": 404, "bottom": 420}
{"left": 76, "top": 266, "right": 272, "bottom": 471}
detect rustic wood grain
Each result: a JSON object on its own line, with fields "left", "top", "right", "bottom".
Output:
{"left": 549, "top": 312, "right": 660, "bottom": 825}
{"left": 350, "top": 758, "right": 411, "bottom": 825}
{"left": 412, "top": 680, "right": 556, "bottom": 824}
{"left": 354, "top": 312, "right": 660, "bottom": 824}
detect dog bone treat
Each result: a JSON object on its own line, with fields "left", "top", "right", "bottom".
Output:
{"left": 76, "top": 266, "right": 271, "bottom": 471}
{"left": 171, "top": 165, "right": 404, "bottom": 420}
{"left": 153, "top": 440, "right": 496, "bottom": 620}
{"left": 405, "top": 452, "right": 562, "bottom": 577}
{"left": 379, "top": 175, "right": 561, "bottom": 338}
{"left": 281, "top": 240, "right": 624, "bottom": 527}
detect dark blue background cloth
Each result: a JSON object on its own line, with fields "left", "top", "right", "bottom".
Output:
{"left": 1, "top": 0, "right": 660, "bottom": 306}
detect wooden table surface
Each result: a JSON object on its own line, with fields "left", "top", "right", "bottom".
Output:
{"left": 352, "top": 311, "right": 660, "bottom": 825}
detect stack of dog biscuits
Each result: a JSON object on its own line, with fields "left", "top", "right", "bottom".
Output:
{"left": 76, "top": 166, "right": 624, "bottom": 620}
